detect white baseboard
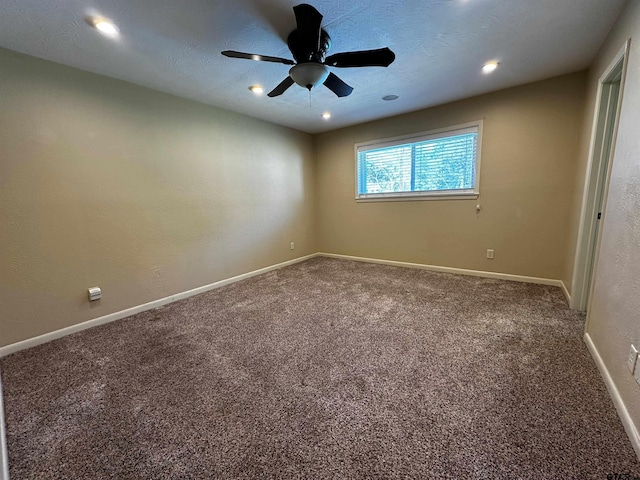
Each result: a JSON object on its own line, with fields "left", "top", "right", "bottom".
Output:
{"left": 0, "top": 254, "right": 318, "bottom": 358}
{"left": 319, "top": 252, "right": 569, "bottom": 293}
{"left": 0, "top": 251, "right": 571, "bottom": 359}
{"left": 584, "top": 332, "right": 640, "bottom": 460}
{"left": 560, "top": 281, "right": 572, "bottom": 305}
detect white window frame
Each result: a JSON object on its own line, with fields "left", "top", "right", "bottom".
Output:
{"left": 354, "top": 120, "right": 483, "bottom": 202}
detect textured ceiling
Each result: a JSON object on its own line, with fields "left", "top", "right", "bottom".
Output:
{"left": 0, "top": 0, "right": 627, "bottom": 133}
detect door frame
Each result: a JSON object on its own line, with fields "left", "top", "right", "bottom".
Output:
{"left": 570, "top": 40, "right": 629, "bottom": 312}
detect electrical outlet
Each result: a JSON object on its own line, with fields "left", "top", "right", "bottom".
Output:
{"left": 290, "top": 242, "right": 295, "bottom": 250}
{"left": 486, "top": 249, "right": 494, "bottom": 259}
{"left": 629, "top": 344, "right": 639, "bottom": 374}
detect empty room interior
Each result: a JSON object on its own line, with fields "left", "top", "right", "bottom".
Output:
{"left": 2, "top": 0, "right": 640, "bottom": 478}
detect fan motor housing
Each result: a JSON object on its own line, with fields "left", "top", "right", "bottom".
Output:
{"left": 287, "top": 29, "right": 331, "bottom": 63}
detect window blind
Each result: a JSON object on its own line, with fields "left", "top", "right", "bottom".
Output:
{"left": 356, "top": 124, "right": 480, "bottom": 199}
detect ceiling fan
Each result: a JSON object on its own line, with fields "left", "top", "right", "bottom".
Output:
{"left": 221, "top": 3, "right": 395, "bottom": 98}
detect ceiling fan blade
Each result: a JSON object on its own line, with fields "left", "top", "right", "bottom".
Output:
{"left": 325, "top": 47, "right": 396, "bottom": 68}
{"left": 267, "top": 77, "right": 295, "bottom": 97}
{"left": 292, "top": 4, "right": 323, "bottom": 59}
{"left": 221, "top": 50, "right": 295, "bottom": 65}
{"left": 324, "top": 73, "right": 353, "bottom": 97}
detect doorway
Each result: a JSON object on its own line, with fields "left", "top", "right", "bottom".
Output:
{"left": 571, "top": 41, "right": 628, "bottom": 313}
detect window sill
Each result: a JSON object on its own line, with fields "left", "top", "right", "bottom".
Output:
{"left": 355, "top": 192, "right": 479, "bottom": 203}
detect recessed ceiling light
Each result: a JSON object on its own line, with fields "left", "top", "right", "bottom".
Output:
{"left": 321, "top": 112, "right": 331, "bottom": 119}
{"left": 382, "top": 95, "right": 399, "bottom": 101}
{"left": 482, "top": 61, "right": 499, "bottom": 74}
{"left": 249, "top": 85, "right": 264, "bottom": 95}
{"left": 251, "top": 55, "right": 261, "bottom": 61}
{"left": 89, "top": 17, "right": 119, "bottom": 37}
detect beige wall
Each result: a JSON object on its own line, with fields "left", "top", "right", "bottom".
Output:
{"left": 0, "top": 48, "right": 316, "bottom": 347}
{"left": 315, "top": 73, "right": 586, "bottom": 281}
{"left": 582, "top": 0, "right": 640, "bottom": 452}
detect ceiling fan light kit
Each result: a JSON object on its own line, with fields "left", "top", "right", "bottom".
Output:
{"left": 289, "top": 63, "right": 330, "bottom": 90}
{"left": 221, "top": 3, "right": 395, "bottom": 99}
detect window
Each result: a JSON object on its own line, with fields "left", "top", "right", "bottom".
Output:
{"left": 355, "top": 121, "right": 482, "bottom": 201}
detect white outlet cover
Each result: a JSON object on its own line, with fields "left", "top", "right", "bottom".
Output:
{"left": 630, "top": 344, "right": 639, "bottom": 375}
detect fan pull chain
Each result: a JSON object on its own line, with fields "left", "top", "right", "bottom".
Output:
{"left": 309, "top": 90, "right": 312, "bottom": 109}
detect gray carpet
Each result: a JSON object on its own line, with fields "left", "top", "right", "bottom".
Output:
{"left": 1, "top": 257, "right": 639, "bottom": 479}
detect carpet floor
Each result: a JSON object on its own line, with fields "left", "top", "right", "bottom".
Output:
{"left": 1, "top": 257, "right": 639, "bottom": 479}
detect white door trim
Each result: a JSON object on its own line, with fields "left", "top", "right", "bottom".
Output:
{"left": 570, "top": 40, "right": 629, "bottom": 312}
